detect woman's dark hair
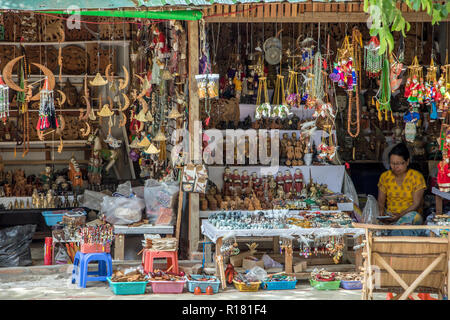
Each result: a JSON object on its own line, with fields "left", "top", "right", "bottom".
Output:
{"left": 388, "top": 142, "right": 410, "bottom": 162}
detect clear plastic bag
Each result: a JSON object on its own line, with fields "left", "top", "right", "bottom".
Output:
{"left": 54, "top": 246, "right": 69, "bottom": 264}
{"left": 245, "top": 266, "right": 268, "bottom": 282}
{"left": 362, "top": 195, "right": 380, "bottom": 224}
{"left": 262, "top": 254, "right": 282, "bottom": 269}
{"left": 80, "top": 189, "right": 109, "bottom": 211}
{"left": 144, "top": 179, "right": 179, "bottom": 225}
{"left": 115, "top": 181, "right": 133, "bottom": 197}
{"left": 343, "top": 171, "right": 359, "bottom": 207}
{"left": 100, "top": 196, "right": 145, "bottom": 225}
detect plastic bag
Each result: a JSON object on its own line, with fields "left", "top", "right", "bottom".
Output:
{"left": 80, "top": 189, "right": 109, "bottom": 211}
{"left": 0, "top": 224, "right": 36, "bottom": 267}
{"left": 362, "top": 195, "right": 380, "bottom": 224}
{"left": 262, "top": 254, "right": 282, "bottom": 269}
{"left": 144, "top": 179, "right": 179, "bottom": 225}
{"left": 54, "top": 246, "right": 69, "bottom": 264}
{"left": 245, "top": 266, "right": 267, "bottom": 282}
{"left": 343, "top": 171, "right": 359, "bottom": 207}
{"left": 115, "top": 181, "right": 133, "bottom": 197}
{"left": 100, "top": 196, "right": 145, "bottom": 225}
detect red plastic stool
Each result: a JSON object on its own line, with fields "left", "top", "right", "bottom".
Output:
{"left": 142, "top": 249, "right": 179, "bottom": 274}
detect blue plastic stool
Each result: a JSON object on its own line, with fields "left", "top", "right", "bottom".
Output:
{"left": 71, "top": 251, "right": 112, "bottom": 288}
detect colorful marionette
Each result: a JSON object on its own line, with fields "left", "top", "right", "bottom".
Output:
{"left": 403, "top": 105, "right": 420, "bottom": 143}
{"left": 405, "top": 75, "right": 420, "bottom": 106}
{"left": 426, "top": 81, "right": 438, "bottom": 120}
{"left": 364, "top": 36, "right": 383, "bottom": 78}
{"left": 0, "top": 75, "right": 9, "bottom": 123}
{"left": 36, "top": 77, "right": 58, "bottom": 131}
{"left": 438, "top": 128, "right": 450, "bottom": 192}
{"left": 329, "top": 58, "right": 357, "bottom": 91}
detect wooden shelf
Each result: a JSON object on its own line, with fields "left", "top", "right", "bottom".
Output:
{"left": 0, "top": 40, "right": 130, "bottom": 46}
{"left": 3, "top": 159, "right": 89, "bottom": 165}
{"left": 0, "top": 140, "right": 87, "bottom": 146}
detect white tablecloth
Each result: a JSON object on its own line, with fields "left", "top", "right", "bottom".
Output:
{"left": 201, "top": 220, "right": 365, "bottom": 243}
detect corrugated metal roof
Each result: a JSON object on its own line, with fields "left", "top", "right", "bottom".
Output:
{"left": 0, "top": 0, "right": 352, "bottom": 10}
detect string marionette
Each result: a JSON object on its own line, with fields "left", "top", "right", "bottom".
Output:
{"left": 0, "top": 75, "right": 9, "bottom": 123}
{"left": 364, "top": 36, "right": 383, "bottom": 78}
{"left": 36, "top": 77, "right": 58, "bottom": 132}
{"left": 426, "top": 58, "right": 439, "bottom": 120}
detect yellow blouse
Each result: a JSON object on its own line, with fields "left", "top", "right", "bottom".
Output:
{"left": 377, "top": 169, "right": 426, "bottom": 215}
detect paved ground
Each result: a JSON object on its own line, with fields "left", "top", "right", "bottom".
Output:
{"left": 0, "top": 265, "right": 388, "bottom": 300}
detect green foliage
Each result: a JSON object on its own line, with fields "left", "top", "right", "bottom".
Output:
{"left": 364, "top": 0, "right": 449, "bottom": 55}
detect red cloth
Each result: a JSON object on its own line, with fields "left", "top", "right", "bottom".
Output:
{"left": 437, "top": 161, "right": 450, "bottom": 191}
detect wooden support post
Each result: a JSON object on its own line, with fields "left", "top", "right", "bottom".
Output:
{"left": 114, "top": 234, "right": 125, "bottom": 261}
{"left": 175, "top": 168, "right": 184, "bottom": 249}
{"left": 215, "top": 237, "right": 226, "bottom": 289}
{"left": 285, "top": 239, "right": 293, "bottom": 273}
{"left": 273, "top": 236, "right": 280, "bottom": 254}
{"left": 436, "top": 195, "right": 443, "bottom": 215}
{"left": 355, "top": 235, "right": 364, "bottom": 271}
{"left": 188, "top": 20, "right": 200, "bottom": 256}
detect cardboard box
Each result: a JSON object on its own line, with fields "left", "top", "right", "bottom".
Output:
{"left": 242, "top": 257, "right": 264, "bottom": 270}
{"left": 294, "top": 261, "right": 307, "bottom": 273}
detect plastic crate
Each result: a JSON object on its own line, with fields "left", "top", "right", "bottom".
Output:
{"left": 186, "top": 275, "right": 221, "bottom": 294}
{"left": 107, "top": 277, "right": 148, "bottom": 295}
{"left": 340, "top": 280, "right": 363, "bottom": 290}
{"left": 261, "top": 279, "right": 297, "bottom": 290}
{"left": 310, "top": 279, "right": 341, "bottom": 290}
{"left": 42, "top": 210, "right": 66, "bottom": 226}
{"left": 150, "top": 280, "right": 186, "bottom": 294}
{"left": 233, "top": 280, "right": 261, "bottom": 292}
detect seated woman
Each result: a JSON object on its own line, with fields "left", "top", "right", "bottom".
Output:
{"left": 377, "top": 143, "right": 426, "bottom": 236}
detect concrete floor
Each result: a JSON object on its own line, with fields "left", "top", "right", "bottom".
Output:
{"left": 0, "top": 241, "right": 389, "bottom": 300}
{"left": 0, "top": 266, "right": 388, "bottom": 300}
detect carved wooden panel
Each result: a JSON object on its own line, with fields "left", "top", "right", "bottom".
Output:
{"left": 62, "top": 45, "right": 87, "bottom": 75}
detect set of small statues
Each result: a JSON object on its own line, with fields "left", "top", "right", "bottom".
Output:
{"left": 280, "top": 132, "right": 313, "bottom": 166}
{"left": 2, "top": 190, "right": 79, "bottom": 210}
{"left": 200, "top": 167, "right": 334, "bottom": 211}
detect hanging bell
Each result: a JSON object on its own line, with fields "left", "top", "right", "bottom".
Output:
{"left": 90, "top": 72, "right": 108, "bottom": 86}
{"left": 135, "top": 109, "right": 148, "bottom": 122}
{"left": 129, "top": 137, "right": 141, "bottom": 149}
{"left": 145, "top": 111, "right": 154, "bottom": 122}
{"left": 153, "top": 129, "right": 167, "bottom": 142}
{"left": 97, "top": 104, "right": 114, "bottom": 117}
{"left": 167, "top": 106, "right": 182, "bottom": 119}
{"left": 144, "top": 143, "right": 160, "bottom": 154}
{"left": 137, "top": 136, "right": 151, "bottom": 149}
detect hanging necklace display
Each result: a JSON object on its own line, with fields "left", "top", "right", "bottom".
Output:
{"left": 344, "top": 28, "right": 362, "bottom": 138}
{"left": 0, "top": 75, "right": 9, "bottom": 123}
{"left": 364, "top": 36, "right": 383, "bottom": 78}
{"left": 374, "top": 56, "right": 395, "bottom": 139}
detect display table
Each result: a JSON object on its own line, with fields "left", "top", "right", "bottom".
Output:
{"left": 201, "top": 219, "right": 364, "bottom": 289}
{"left": 432, "top": 187, "right": 450, "bottom": 215}
{"left": 113, "top": 224, "right": 174, "bottom": 260}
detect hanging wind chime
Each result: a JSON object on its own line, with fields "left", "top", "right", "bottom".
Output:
{"left": 0, "top": 75, "right": 9, "bottom": 123}
{"left": 37, "top": 77, "right": 58, "bottom": 133}
{"left": 255, "top": 56, "right": 270, "bottom": 119}
{"left": 364, "top": 36, "right": 383, "bottom": 78}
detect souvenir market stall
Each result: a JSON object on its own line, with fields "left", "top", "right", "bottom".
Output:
{"left": 0, "top": 10, "right": 195, "bottom": 266}
{"left": 187, "top": 3, "right": 450, "bottom": 282}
